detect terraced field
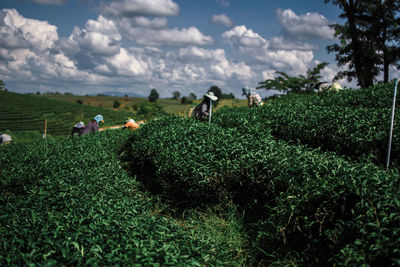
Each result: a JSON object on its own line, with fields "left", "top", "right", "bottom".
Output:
{"left": 0, "top": 91, "right": 141, "bottom": 139}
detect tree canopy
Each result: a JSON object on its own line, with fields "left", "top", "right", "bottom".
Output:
{"left": 257, "top": 62, "right": 329, "bottom": 93}
{"left": 325, "top": 0, "right": 400, "bottom": 87}
{"left": 148, "top": 89, "right": 159, "bottom": 102}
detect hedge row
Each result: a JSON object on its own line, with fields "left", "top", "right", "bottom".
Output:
{"left": 0, "top": 130, "right": 243, "bottom": 266}
{"left": 124, "top": 116, "right": 400, "bottom": 265}
{"left": 213, "top": 101, "right": 399, "bottom": 167}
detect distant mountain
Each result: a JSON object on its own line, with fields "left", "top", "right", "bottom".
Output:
{"left": 98, "top": 91, "right": 145, "bottom": 97}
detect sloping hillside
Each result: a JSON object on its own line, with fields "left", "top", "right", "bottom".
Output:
{"left": 0, "top": 91, "right": 140, "bottom": 138}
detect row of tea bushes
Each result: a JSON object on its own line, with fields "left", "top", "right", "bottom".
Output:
{"left": 271, "top": 80, "right": 398, "bottom": 109}
{"left": 213, "top": 100, "right": 399, "bottom": 167}
{"left": 0, "top": 90, "right": 138, "bottom": 136}
{"left": 124, "top": 116, "right": 400, "bottom": 265}
{"left": 0, "top": 130, "right": 244, "bottom": 266}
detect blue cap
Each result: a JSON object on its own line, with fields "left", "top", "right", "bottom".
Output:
{"left": 94, "top": 115, "right": 104, "bottom": 123}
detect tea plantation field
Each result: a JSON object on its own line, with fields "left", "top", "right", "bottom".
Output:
{"left": 1, "top": 82, "right": 400, "bottom": 265}
{"left": 0, "top": 90, "right": 142, "bottom": 141}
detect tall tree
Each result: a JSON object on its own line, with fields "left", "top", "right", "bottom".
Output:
{"left": 172, "top": 91, "right": 181, "bottom": 99}
{"left": 148, "top": 89, "right": 159, "bottom": 102}
{"left": 361, "top": 0, "right": 400, "bottom": 83}
{"left": 325, "top": 0, "right": 400, "bottom": 87}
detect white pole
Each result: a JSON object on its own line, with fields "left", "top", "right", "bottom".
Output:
{"left": 209, "top": 98, "right": 213, "bottom": 124}
{"left": 386, "top": 78, "right": 398, "bottom": 170}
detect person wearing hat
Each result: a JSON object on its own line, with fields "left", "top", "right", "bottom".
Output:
{"left": 242, "top": 87, "right": 263, "bottom": 107}
{"left": 81, "top": 115, "right": 104, "bottom": 135}
{"left": 70, "top": 121, "right": 85, "bottom": 137}
{"left": 193, "top": 91, "right": 218, "bottom": 120}
{"left": 0, "top": 133, "right": 12, "bottom": 145}
{"left": 122, "top": 119, "right": 140, "bottom": 130}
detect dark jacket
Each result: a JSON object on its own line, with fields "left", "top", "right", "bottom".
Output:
{"left": 81, "top": 120, "right": 99, "bottom": 135}
{"left": 194, "top": 99, "right": 210, "bottom": 120}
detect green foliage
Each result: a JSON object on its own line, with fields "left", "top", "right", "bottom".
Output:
{"left": 189, "top": 93, "right": 197, "bottom": 100}
{"left": 257, "top": 62, "right": 329, "bottom": 93}
{"left": 131, "top": 101, "right": 167, "bottom": 119}
{"left": 123, "top": 114, "right": 400, "bottom": 265}
{"left": 148, "top": 89, "right": 159, "bottom": 102}
{"left": 208, "top": 85, "right": 222, "bottom": 100}
{"left": 180, "top": 96, "right": 193, "bottom": 104}
{"left": 324, "top": 0, "right": 400, "bottom": 86}
{"left": 76, "top": 99, "right": 83, "bottom": 105}
{"left": 0, "top": 130, "right": 245, "bottom": 266}
{"left": 241, "top": 81, "right": 400, "bottom": 166}
{"left": 113, "top": 100, "right": 120, "bottom": 108}
{"left": 0, "top": 90, "right": 139, "bottom": 138}
{"left": 220, "top": 93, "right": 235, "bottom": 99}
{"left": 171, "top": 91, "right": 180, "bottom": 99}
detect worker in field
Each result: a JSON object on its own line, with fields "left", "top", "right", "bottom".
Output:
{"left": 315, "top": 82, "right": 343, "bottom": 92}
{"left": 0, "top": 133, "right": 12, "bottom": 145}
{"left": 122, "top": 119, "right": 140, "bottom": 130}
{"left": 193, "top": 91, "right": 218, "bottom": 120}
{"left": 242, "top": 87, "right": 264, "bottom": 107}
{"left": 70, "top": 121, "right": 85, "bottom": 137}
{"left": 81, "top": 114, "right": 104, "bottom": 135}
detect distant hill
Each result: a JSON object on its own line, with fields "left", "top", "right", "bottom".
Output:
{"left": 98, "top": 91, "right": 145, "bottom": 97}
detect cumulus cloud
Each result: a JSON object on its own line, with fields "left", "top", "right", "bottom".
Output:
{"left": 0, "top": 9, "right": 58, "bottom": 51}
{"left": 276, "top": 8, "right": 334, "bottom": 40}
{"left": 222, "top": 25, "right": 315, "bottom": 76}
{"left": 68, "top": 15, "right": 121, "bottom": 57}
{"left": 211, "top": 14, "right": 233, "bottom": 27}
{"left": 0, "top": 6, "right": 345, "bottom": 98}
{"left": 101, "top": 0, "right": 179, "bottom": 17}
{"left": 269, "top": 36, "right": 318, "bottom": 51}
{"left": 120, "top": 26, "right": 213, "bottom": 46}
{"left": 222, "top": 25, "right": 268, "bottom": 48}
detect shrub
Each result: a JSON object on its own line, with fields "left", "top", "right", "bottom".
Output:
{"left": 113, "top": 100, "right": 120, "bottom": 108}
{"left": 123, "top": 115, "right": 400, "bottom": 266}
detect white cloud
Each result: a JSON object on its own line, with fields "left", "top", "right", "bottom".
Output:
{"left": 211, "top": 14, "right": 233, "bottom": 27}
{"left": 69, "top": 15, "right": 121, "bottom": 57}
{"left": 276, "top": 8, "right": 334, "bottom": 40}
{"left": 222, "top": 25, "right": 315, "bottom": 76}
{"left": 121, "top": 26, "right": 213, "bottom": 47}
{"left": 269, "top": 36, "right": 318, "bottom": 51}
{"left": 101, "top": 0, "right": 179, "bottom": 17}
{"left": 0, "top": 7, "right": 349, "bottom": 98}
{"left": 178, "top": 46, "right": 224, "bottom": 62}
{"left": 222, "top": 25, "right": 268, "bottom": 48}
{"left": 0, "top": 9, "right": 58, "bottom": 51}
{"left": 128, "top": 17, "right": 168, "bottom": 28}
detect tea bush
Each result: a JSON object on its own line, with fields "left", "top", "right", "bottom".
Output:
{"left": 124, "top": 116, "right": 400, "bottom": 265}
{"left": 213, "top": 86, "right": 400, "bottom": 167}
{"left": 0, "top": 130, "right": 245, "bottom": 265}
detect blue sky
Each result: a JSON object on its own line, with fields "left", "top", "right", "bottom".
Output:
{"left": 0, "top": 0, "right": 355, "bottom": 98}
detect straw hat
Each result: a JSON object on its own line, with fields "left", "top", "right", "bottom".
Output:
{"left": 204, "top": 91, "right": 218, "bottom": 101}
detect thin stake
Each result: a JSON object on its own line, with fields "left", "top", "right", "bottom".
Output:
{"left": 43, "top": 119, "right": 47, "bottom": 139}
{"left": 386, "top": 78, "right": 398, "bottom": 170}
{"left": 209, "top": 98, "right": 213, "bottom": 124}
